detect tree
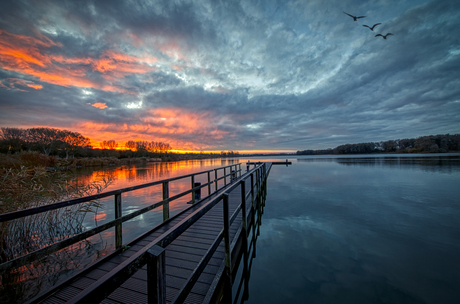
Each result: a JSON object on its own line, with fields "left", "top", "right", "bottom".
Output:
{"left": 0, "top": 127, "right": 28, "bottom": 153}
{"left": 125, "top": 140, "right": 136, "bottom": 151}
{"left": 101, "top": 140, "right": 117, "bottom": 150}
{"left": 135, "top": 141, "right": 148, "bottom": 152}
{"left": 61, "top": 131, "right": 91, "bottom": 158}
{"left": 27, "top": 127, "right": 65, "bottom": 156}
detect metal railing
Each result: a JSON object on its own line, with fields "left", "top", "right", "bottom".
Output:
{"left": 55, "top": 162, "right": 269, "bottom": 304}
{"left": 0, "top": 163, "right": 242, "bottom": 273}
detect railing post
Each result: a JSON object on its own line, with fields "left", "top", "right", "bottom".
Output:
{"left": 250, "top": 172, "right": 256, "bottom": 258}
{"left": 224, "top": 167, "right": 227, "bottom": 186}
{"left": 263, "top": 163, "right": 268, "bottom": 203}
{"left": 240, "top": 180, "right": 249, "bottom": 299}
{"left": 214, "top": 169, "right": 218, "bottom": 191}
{"left": 115, "top": 193, "right": 122, "bottom": 249}
{"left": 207, "top": 171, "right": 211, "bottom": 195}
{"left": 147, "top": 245, "right": 166, "bottom": 304}
{"left": 222, "top": 193, "right": 232, "bottom": 301}
{"left": 256, "top": 168, "right": 262, "bottom": 235}
{"left": 162, "top": 182, "right": 169, "bottom": 221}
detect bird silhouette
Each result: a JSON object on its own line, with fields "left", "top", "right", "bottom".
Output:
{"left": 343, "top": 12, "right": 366, "bottom": 21}
{"left": 375, "top": 33, "right": 394, "bottom": 39}
{"left": 363, "top": 23, "right": 381, "bottom": 31}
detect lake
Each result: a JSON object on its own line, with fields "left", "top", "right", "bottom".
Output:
{"left": 2, "top": 154, "right": 459, "bottom": 303}
{"left": 242, "top": 154, "right": 460, "bottom": 304}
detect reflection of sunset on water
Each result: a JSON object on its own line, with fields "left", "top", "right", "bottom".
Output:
{"left": 0, "top": 158, "right": 242, "bottom": 303}
{"left": 94, "top": 212, "right": 107, "bottom": 221}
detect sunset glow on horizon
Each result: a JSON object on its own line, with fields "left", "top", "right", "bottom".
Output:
{"left": 1, "top": 1, "right": 459, "bottom": 152}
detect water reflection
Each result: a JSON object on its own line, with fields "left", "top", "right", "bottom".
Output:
{"left": 0, "top": 158, "right": 241, "bottom": 303}
{"left": 296, "top": 154, "right": 460, "bottom": 173}
{"left": 243, "top": 154, "right": 460, "bottom": 304}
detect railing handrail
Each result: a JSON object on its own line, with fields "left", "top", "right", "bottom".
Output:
{"left": 0, "top": 163, "right": 241, "bottom": 222}
{"left": 62, "top": 163, "right": 268, "bottom": 304}
{"left": 0, "top": 163, "right": 243, "bottom": 273}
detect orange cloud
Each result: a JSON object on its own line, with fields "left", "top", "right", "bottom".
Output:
{"left": 27, "top": 84, "right": 43, "bottom": 89}
{"left": 0, "top": 30, "right": 157, "bottom": 94}
{"left": 89, "top": 102, "right": 108, "bottom": 109}
{"left": 73, "top": 108, "right": 231, "bottom": 151}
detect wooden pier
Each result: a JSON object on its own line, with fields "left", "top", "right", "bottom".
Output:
{"left": 1, "top": 162, "right": 272, "bottom": 304}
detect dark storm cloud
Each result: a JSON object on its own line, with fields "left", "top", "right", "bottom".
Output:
{"left": 0, "top": 0, "right": 459, "bottom": 151}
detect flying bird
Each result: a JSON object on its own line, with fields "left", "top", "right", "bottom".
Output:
{"left": 375, "top": 33, "right": 394, "bottom": 39}
{"left": 343, "top": 12, "right": 366, "bottom": 21}
{"left": 363, "top": 23, "right": 381, "bottom": 31}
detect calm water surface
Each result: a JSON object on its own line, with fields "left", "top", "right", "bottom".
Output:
{"left": 243, "top": 154, "right": 460, "bottom": 304}
{"left": 3, "top": 154, "right": 460, "bottom": 303}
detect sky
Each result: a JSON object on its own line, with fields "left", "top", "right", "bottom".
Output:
{"left": 0, "top": 0, "right": 459, "bottom": 153}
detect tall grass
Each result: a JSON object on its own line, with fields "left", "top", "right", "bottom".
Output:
{"left": 0, "top": 151, "right": 112, "bottom": 213}
{"left": 0, "top": 152, "right": 114, "bottom": 302}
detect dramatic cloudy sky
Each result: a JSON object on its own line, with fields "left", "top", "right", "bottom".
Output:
{"left": 0, "top": 0, "right": 459, "bottom": 152}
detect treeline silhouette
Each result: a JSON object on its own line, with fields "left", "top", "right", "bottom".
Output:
{"left": 0, "top": 127, "right": 173, "bottom": 158}
{"left": 297, "top": 134, "right": 460, "bottom": 155}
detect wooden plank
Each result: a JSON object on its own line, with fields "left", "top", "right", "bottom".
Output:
{"left": 84, "top": 269, "right": 109, "bottom": 280}
{"left": 70, "top": 277, "right": 96, "bottom": 290}
{"left": 53, "top": 286, "right": 82, "bottom": 301}
{"left": 40, "top": 297, "right": 66, "bottom": 304}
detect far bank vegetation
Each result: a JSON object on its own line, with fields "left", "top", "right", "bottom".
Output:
{"left": 297, "top": 134, "right": 460, "bottom": 155}
{"left": 0, "top": 127, "right": 235, "bottom": 165}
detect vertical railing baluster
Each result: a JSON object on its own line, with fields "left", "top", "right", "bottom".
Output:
{"left": 256, "top": 168, "right": 262, "bottom": 236}
{"left": 207, "top": 171, "right": 211, "bottom": 195}
{"left": 147, "top": 245, "right": 166, "bottom": 304}
{"left": 250, "top": 173, "right": 256, "bottom": 258}
{"left": 115, "top": 193, "right": 122, "bottom": 249}
{"left": 162, "top": 182, "right": 169, "bottom": 221}
{"left": 191, "top": 175, "right": 195, "bottom": 204}
{"left": 224, "top": 167, "right": 227, "bottom": 186}
{"left": 240, "top": 180, "right": 249, "bottom": 300}
{"left": 222, "top": 193, "right": 232, "bottom": 301}
{"left": 214, "top": 169, "right": 218, "bottom": 191}
{"left": 263, "top": 163, "right": 268, "bottom": 204}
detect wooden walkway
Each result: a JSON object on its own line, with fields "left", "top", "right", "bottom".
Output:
{"left": 29, "top": 162, "right": 272, "bottom": 304}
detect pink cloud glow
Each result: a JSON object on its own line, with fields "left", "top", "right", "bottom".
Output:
{"left": 89, "top": 102, "right": 108, "bottom": 109}
{"left": 0, "top": 30, "right": 157, "bottom": 94}
{"left": 73, "top": 108, "right": 230, "bottom": 150}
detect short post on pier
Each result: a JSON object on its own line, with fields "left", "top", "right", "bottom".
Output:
{"left": 194, "top": 182, "right": 201, "bottom": 202}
